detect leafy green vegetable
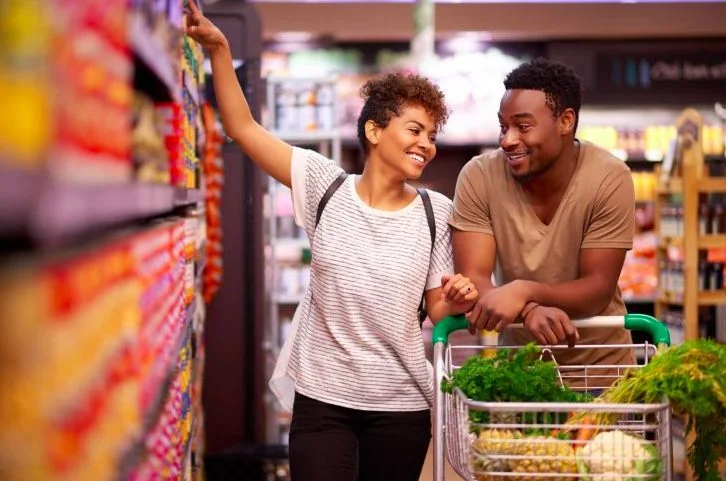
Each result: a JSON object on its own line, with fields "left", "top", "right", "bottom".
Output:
{"left": 441, "top": 343, "right": 592, "bottom": 429}
{"left": 589, "top": 339, "right": 725, "bottom": 481}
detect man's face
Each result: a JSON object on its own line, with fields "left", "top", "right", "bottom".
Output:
{"left": 497, "top": 89, "right": 567, "bottom": 181}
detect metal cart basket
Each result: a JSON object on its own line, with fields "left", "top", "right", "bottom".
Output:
{"left": 432, "top": 314, "right": 672, "bottom": 481}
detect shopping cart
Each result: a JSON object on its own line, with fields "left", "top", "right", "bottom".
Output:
{"left": 432, "top": 314, "right": 673, "bottom": 481}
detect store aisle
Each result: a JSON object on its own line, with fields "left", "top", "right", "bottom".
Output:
{"left": 418, "top": 441, "right": 466, "bottom": 481}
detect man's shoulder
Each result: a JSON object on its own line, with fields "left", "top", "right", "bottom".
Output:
{"left": 461, "top": 148, "right": 506, "bottom": 177}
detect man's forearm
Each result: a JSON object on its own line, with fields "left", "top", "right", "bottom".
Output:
{"left": 518, "top": 278, "right": 613, "bottom": 319}
{"left": 471, "top": 274, "right": 495, "bottom": 296}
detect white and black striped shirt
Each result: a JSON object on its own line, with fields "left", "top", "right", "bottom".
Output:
{"left": 270, "top": 147, "right": 454, "bottom": 412}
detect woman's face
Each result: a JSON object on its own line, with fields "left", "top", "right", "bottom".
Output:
{"left": 369, "top": 103, "right": 437, "bottom": 180}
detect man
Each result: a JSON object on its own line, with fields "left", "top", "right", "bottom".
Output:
{"left": 449, "top": 58, "right": 636, "bottom": 383}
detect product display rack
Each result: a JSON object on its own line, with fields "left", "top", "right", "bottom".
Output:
{"left": 653, "top": 108, "right": 726, "bottom": 481}
{"left": 262, "top": 77, "right": 341, "bottom": 449}
{"left": 0, "top": 1, "right": 218, "bottom": 480}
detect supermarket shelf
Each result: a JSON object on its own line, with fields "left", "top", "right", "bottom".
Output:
{"left": 658, "top": 291, "right": 726, "bottom": 306}
{"left": 130, "top": 12, "right": 180, "bottom": 102}
{"left": 659, "top": 235, "right": 726, "bottom": 249}
{"left": 699, "top": 177, "right": 726, "bottom": 193}
{"left": 274, "top": 131, "right": 341, "bottom": 143}
{"left": 696, "top": 290, "right": 726, "bottom": 305}
{"left": 273, "top": 238, "right": 310, "bottom": 249}
{"left": 0, "top": 163, "right": 203, "bottom": 247}
{"left": 699, "top": 234, "right": 726, "bottom": 249}
{"left": 273, "top": 294, "right": 303, "bottom": 305}
{"left": 657, "top": 293, "right": 683, "bottom": 305}
{"left": 657, "top": 176, "right": 726, "bottom": 194}
{"left": 656, "top": 178, "right": 684, "bottom": 194}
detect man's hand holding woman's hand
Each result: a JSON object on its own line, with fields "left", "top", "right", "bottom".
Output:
{"left": 464, "top": 280, "right": 529, "bottom": 334}
{"left": 463, "top": 280, "right": 579, "bottom": 347}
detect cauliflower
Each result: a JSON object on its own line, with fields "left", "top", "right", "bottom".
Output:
{"left": 577, "top": 430, "right": 662, "bottom": 481}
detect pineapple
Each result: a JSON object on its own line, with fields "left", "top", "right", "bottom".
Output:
{"left": 510, "top": 436, "right": 578, "bottom": 481}
{"left": 472, "top": 429, "right": 525, "bottom": 475}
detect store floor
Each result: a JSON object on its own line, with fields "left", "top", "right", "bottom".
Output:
{"left": 419, "top": 440, "right": 466, "bottom": 481}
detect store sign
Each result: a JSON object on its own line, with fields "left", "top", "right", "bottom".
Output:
{"left": 595, "top": 52, "right": 726, "bottom": 95}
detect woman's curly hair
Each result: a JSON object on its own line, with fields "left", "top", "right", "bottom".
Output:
{"left": 356, "top": 72, "right": 449, "bottom": 153}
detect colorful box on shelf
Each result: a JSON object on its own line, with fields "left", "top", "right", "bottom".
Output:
{"left": 0, "top": 0, "right": 134, "bottom": 182}
{"left": 129, "top": 5, "right": 181, "bottom": 103}
{"left": 579, "top": 123, "right": 725, "bottom": 161}
{"left": 0, "top": 213, "right": 203, "bottom": 481}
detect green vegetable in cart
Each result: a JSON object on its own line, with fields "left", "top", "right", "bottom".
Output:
{"left": 442, "top": 343, "right": 592, "bottom": 427}
{"left": 581, "top": 339, "right": 725, "bottom": 481}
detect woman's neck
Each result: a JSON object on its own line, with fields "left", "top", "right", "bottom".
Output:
{"left": 356, "top": 160, "right": 417, "bottom": 211}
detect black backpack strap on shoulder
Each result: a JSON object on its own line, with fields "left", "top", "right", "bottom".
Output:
{"left": 416, "top": 187, "right": 436, "bottom": 327}
{"left": 416, "top": 187, "right": 436, "bottom": 252}
{"left": 315, "top": 171, "right": 348, "bottom": 229}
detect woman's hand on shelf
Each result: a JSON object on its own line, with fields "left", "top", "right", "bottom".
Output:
{"left": 183, "top": 0, "right": 229, "bottom": 53}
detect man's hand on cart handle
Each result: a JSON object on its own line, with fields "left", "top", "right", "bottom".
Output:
{"left": 523, "top": 305, "right": 579, "bottom": 348}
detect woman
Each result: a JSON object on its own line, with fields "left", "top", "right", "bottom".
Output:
{"left": 184, "top": 3, "right": 478, "bottom": 480}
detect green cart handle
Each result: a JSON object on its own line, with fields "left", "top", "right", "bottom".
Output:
{"left": 432, "top": 313, "right": 671, "bottom": 346}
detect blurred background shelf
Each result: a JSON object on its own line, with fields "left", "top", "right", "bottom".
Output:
{"left": 0, "top": 162, "right": 203, "bottom": 247}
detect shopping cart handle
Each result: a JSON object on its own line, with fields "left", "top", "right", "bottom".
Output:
{"left": 432, "top": 313, "right": 671, "bottom": 346}
{"left": 432, "top": 315, "right": 469, "bottom": 344}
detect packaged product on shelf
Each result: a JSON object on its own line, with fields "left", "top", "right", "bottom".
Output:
{"left": 201, "top": 104, "right": 224, "bottom": 303}
{"left": 51, "top": 0, "right": 133, "bottom": 183}
{"left": 270, "top": 80, "right": 337, "bottom": 133}
{"left": 0, "top": 237, "right": 143, "bottom": 481}
{"left": 130, "top": 325, "right": 193, "bottom": 481}
{"left": 0, "top": 0, "right": 53, "bottom": 168}
{"left": 183, "top": 216, "right": 200, "bottom": 305}
{"left": 156, "top": 102, "right": 184, "bottom": 186}
{"left": 618, "top": 231, "right": 657, "bottom": 301}
{"left": 1, "top": 0, "right": 133, "bottom": 181}
{"left": 132, "top": 93, "right": 171, "bottom": 183}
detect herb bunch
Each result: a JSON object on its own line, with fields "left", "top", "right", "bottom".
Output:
{"left": 592, "top": 339, "right": 725, "bottom": 481}
{"left": 441, "top": 343, "right": 592, "bottom": 427}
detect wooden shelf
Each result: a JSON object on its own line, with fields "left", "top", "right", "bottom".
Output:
{"left": 657, "top": 176, "right": 726, "bottom": 194}
{"left": 659, "top": 235, "right": 726, "bottom": 249}
{"left": 658, "top": 291, "right": 726, "bottom": 306}
{"left": 699, "top": 234, "right": 726, "bottom": 249}
{"left": 656, "top": 178, "right": 683, "bottom": 194}
{"left": 699, "top": 177, "right": 726, "bottom": 193}
{"left": 657, "top": 293, "right": 683, "bottom": 305}
{"left": 697, "top": 290, "right": 726, "bottom": 305}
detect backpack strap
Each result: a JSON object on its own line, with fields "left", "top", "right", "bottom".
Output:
{"left": 315, "top": 171, "right": 348, "bottom": 229}
{"left": 416, "top": 187, "right": 436, "bottom": 326}
{"left": 416, "top": 187, "right": 436, "bottom": 251}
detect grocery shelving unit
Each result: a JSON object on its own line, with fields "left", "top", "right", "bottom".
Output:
{"left": 654, "top": 108, "right": 726, "bottom": 336}
{"left": 261, "top": 76, "right": 342, "bottom": 448}
{"left": 653, "top": 107, "right": 726, "bottom": 481}
{"left": 0, "top": 1, "right": 217, "bottom": 480}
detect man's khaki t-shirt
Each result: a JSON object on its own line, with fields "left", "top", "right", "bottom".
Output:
{"left": 450, "top": 141, "right": 636, "bottom": 387}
